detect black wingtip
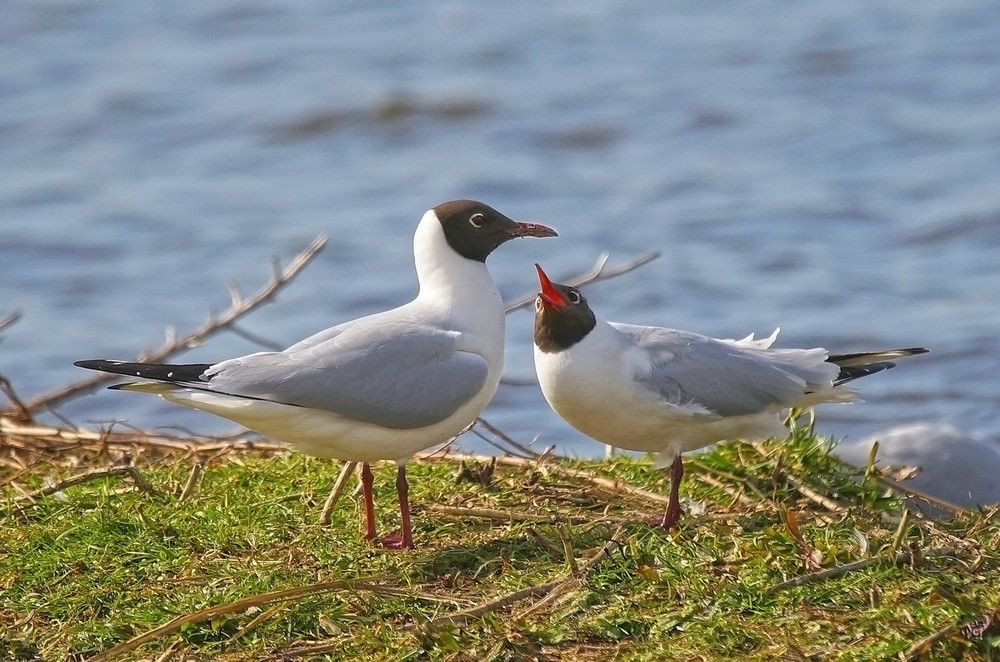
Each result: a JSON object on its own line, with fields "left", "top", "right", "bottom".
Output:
{"left": 73, "top": 359, "right": 213, "bottom": 383}
{"left": 75, "top": 359, "right": 113, "bottom": 370}
{"left": 834, "top": 361, "right": 896, "bottom": 386}
{"left": 828, "top": 347, "right": 929, "bottom": 386}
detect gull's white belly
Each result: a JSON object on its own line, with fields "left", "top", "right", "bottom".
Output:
{"left": 534, "top": 338, "right": 787, "bottom": 463}
{"left": 161, "top": 376, "right": 499, "bottom": 464}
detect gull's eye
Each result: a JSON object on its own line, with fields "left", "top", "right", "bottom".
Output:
{"left": 469, "top": 212, "right": 486, "bottom": 228}
{"left": 567, "top": 290, "right": 581, "bottom": 304}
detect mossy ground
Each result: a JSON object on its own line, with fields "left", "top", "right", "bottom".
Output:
{"left": 2, "top": 419, "right": 999, "bottom": 661}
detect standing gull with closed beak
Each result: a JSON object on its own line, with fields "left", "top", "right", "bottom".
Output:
{"left": 75, "top": 201, "right": 557, "bottom": 549}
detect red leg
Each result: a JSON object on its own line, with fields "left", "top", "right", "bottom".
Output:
{"left": 380, "top": 465, "right": 414, "bottom": 550}
{"left": 656, "top": 455, "right": 685, "bottom": 529}
{"left": 360, "top": 462, "right": 377, "bottom": 542}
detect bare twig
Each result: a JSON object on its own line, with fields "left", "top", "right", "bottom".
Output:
{"left": 688, "top": 458, "right": 771, "bottom": 503}
{"left": 261, "top": 640, "right": 349, "bottom": 661}
{"left": 689, "top": 469, "right": 762, "bottom": 509}
{"left": 178, "top": 462, "right": 203, "bottom": 501}
{"left": 25, "top": 235, "right": 328, "bottom": 413}
{"left": 124, "top": 465, "right": 156, "bottom": 494}
{"left": 230, "top": 603, "right": 287, "bottom": 642}
{"left": 425, "top": 503, "right": 594, "bottom": 524}
{"left": 425, "top": 526, "right": 625, "bottom": 629}
{"left": 903, "top": 607, "right": 1000, "bottom": 660}
{"left": 226, "top": 323, "right": 284, "bottom": 351}
{"left": 319, "top": 461, "right": 357, "bottom": 525}
{"left": 556, "top": 524, "right": 578, "bottom": 573}
{"left": 17, "top": 466, "right": 147, "bottom": 505}
{"left": 426, "top": 580, "right": 560, "bottom": 630}
{"left": 503, "top": 250, "right": 661, "bottom": 313}
{"left": 0, "top": 374, "right": 33, "bottom": 422}
{"left": 526, "top": 528, "right": 565, "bottom": 557}
{"left": 870, "top": 472, "right": 970, "bottom": 517}
{"left": 766, "top": 547, "right": 956, "bottom": 594}
{"left": 0, "top": 417, "right": 284, "bottom": 458}
{"left": 473, "top": 417, "right": 539, "bottom": 459}
{"left": 418, "top": 448, "right": 676, "bottom": 510}
{"left": 0, "top": 310, "right": 21, "bottom": 334}
{"left": 152, "top": 639, "right": 182, "bottom": 662}
{"left": 780, "top": 472, "right": 848, "bottom": 515}
{"left": 83, "top": 574, "right": 394, "bottom": 662}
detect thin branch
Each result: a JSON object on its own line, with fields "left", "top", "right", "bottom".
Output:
{"left": 83, "top": 574, "right": 394, "bottom": 662}
{"left": 425, "top": 503, "right": 611, "bottom": 524}
{"left": 473, "top": 417, "right": 540, "bottom": 459}
{"left": 417, "top": 448, "right": 677, "bottom": 509}
{"left": 0, "top": 310, "right": 22, "bottom": 334}
{"left": 319, "top": 461, "right": 357, "bottom": 525}
{"left": 525, "top": 527, "right": 566, "bottom": 557}
{"left": 0, "top": 374, "right": 33, "bottom": 422}
{"left": 230, "top": 603, "right": 286, "bottom": 642}
{"left": 0, "top": 418, "right": 284, "bottom": 456}
{"left": 178, "top": 462, "right": 203, "bottom": 501}
{"left": 225, "top": 323, "right": 285, "bottom": 351}
{"left": 503, "top": 250, "right": 661, "bottom": 313}
{"left": 780, "top": 471, "right": 849, "bottom": 513}
{"left": 25, "top": 235, "right": 328, "bottom": 413}
{"left": 766, "top": 546, "right": 956, "bottom": 594}
{"left": 423, "top": 525, "right": 625, "bottom": 629}
{"left": 18, "top": 467, "right": 141, "bottom": 505}
{"left": 466, "top": 425, "right": 534, "bottom": 460}
{"left": 124, "top": 465, "right": 156, "bottom": 494}
{"left": 903, "top": 607, "right": 1000, "bottom": 661}
{"left": 869, "top": 472, "right": 970, "bottom": 517}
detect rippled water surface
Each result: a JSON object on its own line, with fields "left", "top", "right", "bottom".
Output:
{"left": 2, "top": 1, "right": 998, "bottom": 455}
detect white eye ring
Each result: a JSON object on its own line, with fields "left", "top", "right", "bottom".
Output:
{"left": 535, "top": 298, "right": 543, "bottom": 311}
{"left": 567, "top": 290, "right": 581, "bottom": 304}
{"left": 469, "top": 212, "right": 486, "bottom": 228}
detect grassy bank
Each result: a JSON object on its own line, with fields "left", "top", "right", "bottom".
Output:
{"left": 2, "top": 418, "right": 999, "bottom": 661}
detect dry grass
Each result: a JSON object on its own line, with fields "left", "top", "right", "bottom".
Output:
{"left": 2, "top": 414, "right": 1000, "bottom": 662}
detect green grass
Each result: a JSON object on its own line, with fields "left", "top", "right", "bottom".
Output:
{"left": 2, "top": 424, "right": 999, "bottom": 661}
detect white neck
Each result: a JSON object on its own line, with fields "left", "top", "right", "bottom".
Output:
{"left": 411, "top": 210, "right": 506, "bottom": 331}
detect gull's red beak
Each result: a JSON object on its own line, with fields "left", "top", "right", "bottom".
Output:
{"left": 534, "top": 264, "right": 566, "bottom": 308}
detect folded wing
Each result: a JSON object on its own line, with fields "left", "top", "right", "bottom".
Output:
{"left": 612, "top": 324, "right": 838, "bottom": 417}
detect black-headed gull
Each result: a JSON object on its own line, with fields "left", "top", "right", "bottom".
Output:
{"left": 75, "top": 201, "right": 557, "bottom": 549}
{"left": 531, "top": 264, "right": 927, "bottom": 529}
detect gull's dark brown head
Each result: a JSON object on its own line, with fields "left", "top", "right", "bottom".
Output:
{"left": 533, "top": 263, "right": 597, "bottom": 353}
{"left": 432, "top": 200, "right": 557, "bottom": 263}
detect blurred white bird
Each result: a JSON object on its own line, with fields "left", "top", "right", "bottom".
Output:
{"left": 834, "top": 422, "right": 1000, "bottom": 517}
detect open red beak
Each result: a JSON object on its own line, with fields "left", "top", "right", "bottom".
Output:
{"left": 534, "top": 264, "right": 566, "bottom": 308}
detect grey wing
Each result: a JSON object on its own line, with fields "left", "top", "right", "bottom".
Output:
{"left": 612, "top": 323, "right": 836, "bottom": 417}
{"left": 205, "top": 320, "right": 490, "bottom": 429}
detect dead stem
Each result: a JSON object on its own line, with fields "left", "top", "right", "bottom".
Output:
{"left": 319, "top": 460, "right": 357, "bottom": 525}
{"left": 19, "top": 466, "right": 147, "bottom": 505}
{"left": 504, "top": 250, "right": 661, "bottom": 313}
{"left": 25, "top": 235, "right": 328, "bottom": 414}
{"left": 423, "top": 525, "right": 625, "bottom": 629}
{"left": 83, "top": 574, "right": 396, "bottom": 662}
{"left": 766, "top": 546, "right": 957, "bottom": 594}
{"left": 178, "top": 462, "right": 203, "bottom": 501}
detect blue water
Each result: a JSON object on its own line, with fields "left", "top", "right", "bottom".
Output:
{"left": 3, "top": 1, "right": 999, "bottom": 456}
